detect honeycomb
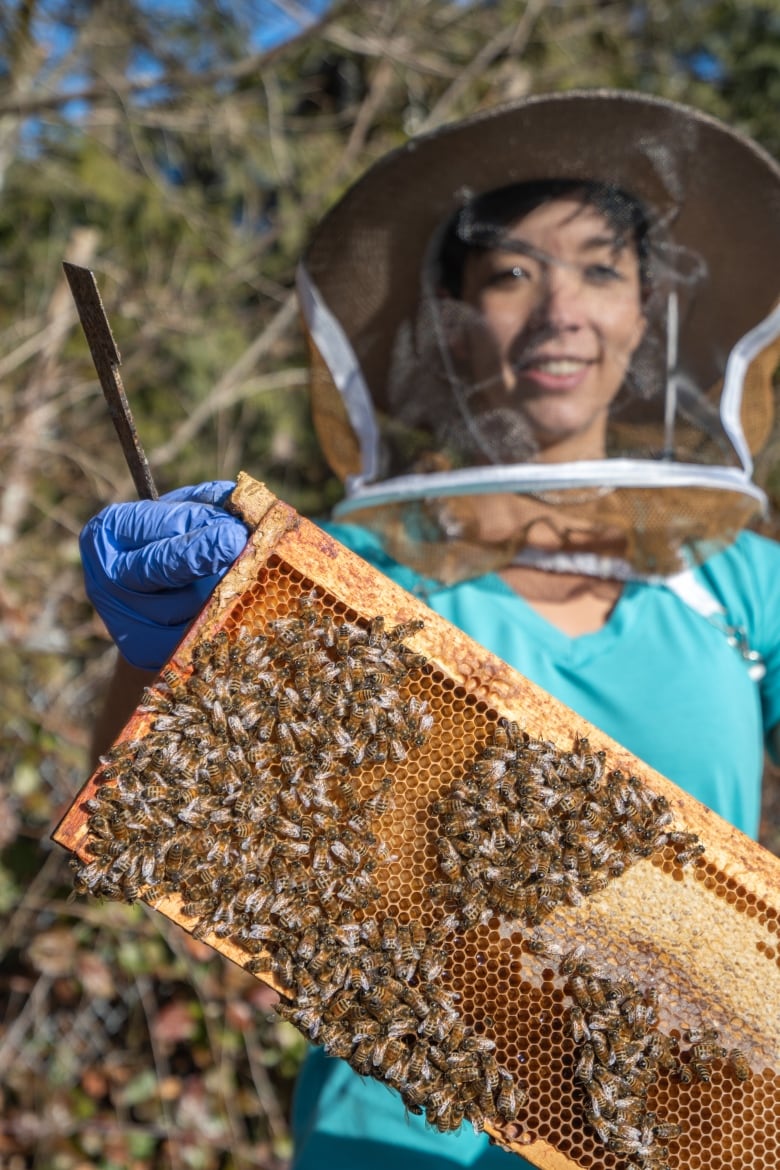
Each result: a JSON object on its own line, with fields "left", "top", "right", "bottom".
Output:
{"left": 54, "top": 474, "right": 780, "bottom": 1170}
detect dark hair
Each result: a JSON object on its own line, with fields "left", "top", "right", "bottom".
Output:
{"left": 438, "top": 178, "right": 652, "bottom": 297}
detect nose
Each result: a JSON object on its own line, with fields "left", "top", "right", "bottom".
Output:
{"left": 536, "top": 264, "right": 585, "bottom": 331}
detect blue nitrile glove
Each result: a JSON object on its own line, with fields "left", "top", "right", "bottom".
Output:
{"left": 80, "top": 481, "right": 250, "bottom": 670}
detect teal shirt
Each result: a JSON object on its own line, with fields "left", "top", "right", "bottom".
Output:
{"left": 291, "top": 526, "right": 780, "bottom": 1170}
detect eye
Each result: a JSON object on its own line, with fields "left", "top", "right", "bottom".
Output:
{"left": 486, "top": 264, "right": 532, "bottom": 288}
{"left": 584, "top": 263, "right": 623, "bottom": 284}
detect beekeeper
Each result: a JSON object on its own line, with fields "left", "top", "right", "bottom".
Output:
{"left": 80, "top": 90, "right": 780, "bottom": 1169}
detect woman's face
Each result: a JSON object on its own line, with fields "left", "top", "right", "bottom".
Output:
{"left": 457, "top": 197, "right": 647, "bottom": 459}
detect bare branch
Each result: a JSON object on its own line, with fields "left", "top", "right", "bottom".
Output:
{"left": 149, "top": 295, "right": 301, "bottom": 468}
{"left": 0, "top": 3, "right": 340, "bottom": 118}
{"left": 416, "top": 0, "right": 550, "bottom": 134}
{"left": 0, "top": 228, "right": 99, "bottom": 560}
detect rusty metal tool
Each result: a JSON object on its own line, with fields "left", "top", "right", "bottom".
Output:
{"left": 63, "top": 262, "right": 158, "bottom": 500}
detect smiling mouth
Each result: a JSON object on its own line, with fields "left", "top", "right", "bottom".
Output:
{"left": 523, "top": 357, "right": 592, "bottom": 374}
{"left": 511, "top": 356, "right": 594, "bottom": 393}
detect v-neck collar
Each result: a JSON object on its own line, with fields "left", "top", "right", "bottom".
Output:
{"left": 458, "top": 572, "right": 645, "bottom": 667}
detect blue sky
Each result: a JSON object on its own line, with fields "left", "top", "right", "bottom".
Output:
{"left": 251, "top": 0, "right": 334, "bottom": 50}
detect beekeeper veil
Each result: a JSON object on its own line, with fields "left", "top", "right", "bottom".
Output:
{"left": 297, "top": 91, "right": 780, "bottom": 583}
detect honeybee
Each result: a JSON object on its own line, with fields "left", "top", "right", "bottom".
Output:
{"left": 581, "top": 756, "right": 607, "bottom": 791}
{"left": 165, "top": 841, "right": 184, "bottom": 881}
{"left": 622, "top": 1064, "right": 657, "bottom": 1093}
{"left": 607, "top": 1127, "right": 649, "bottom": 1158}
{"left": 84, "top": 833, "right": 113, "bottom": 859}
{"left": 349, "top": 922, "right": 379, "bottom": 955}
{"left": 138, "top": 848, "right": 160, "bottom": 886}
{"left": 584, "top": 1106, "right": 616, "bottom": 1146}
{"left": 181, "top": 896, "right": 217, "bottom": 919}
{"left": 568, "top": 975, "right": 593, "bottom": 1009}
{"left": 202, "top": 629, "right": 229, "bottom": 668}
{"left": 401, "top": 646, "right": 430, "bottom": 673}
{"left": 326, "top": 838, "right": 356, "bottom": 868}
{"left": 589, "top": 840, "right": 615, "bottom": 869}
{"left": 495, "top": 1068, "right": 524, "bottom": 1121}
{"left": 363, "top": 781, "right": 393, "bottom": 817}
{"left": 609, "top": 1033, "right": 643, "bottom": 1068}
{"left": 418, "top": 942, "right": 447, "bottom": 983}
{"left": 374, "top": 917, "right": 400, "bottom": 957}
{"left": 348, "top": 1038, "right": 378, "bottom": 1071}
{"left": 688, "top": 1055, "right": 713, "bottom": 1082}
{"left": 424, "top": 985, "right": 460, "bottom": 1017}
{"left": 377, "top": 1037, "right": 410, "bottom": 1079}
{"left": 585, "top": 1078, "right": 612, "bottom": 1118}
{"left": 521, "top": 803, "right": 552, "bottom": 832}
{"left": 567, "top": 1007, "right": 590, "bottom": 1044}
{"left": 319, "top": 684, "right": 347, "bottom": 719}
{"left": 243, "top": 702, "right": 276, "bottom": 739}
{"left": 93, "top": 786, "right": 124, "bottom": 814}
{"left": 653, "top": 1122, "right": 683, "bottom": 1141}
{"left": 388, "top": 983, "right": 426, "bottom": 1024}
{"left": 387, "top": 738, "right": 408, "bottom": 764}
{"left": 394, "top": 922, "right": 418, "bottom": 964}
{"left": 692, "top": 1037, "right": 727, "bottom": 1063}
{"left": 320, "top": 991, "right": 354, "bottom": 1027}
{"left": 559, "top": 945, "right": 592, "bottom": 976}
{"left": 681, "top": 1025, "right": 716, "bottom": 1045}
{"left": 675, "top": 842, "right": 706, "bottom": 866}
{"left": 447, "top": 1060, "right": 482, "bottom": 1087}
{"left": 386, "top": 617, "right": 424, "bottom": 644}
{"left": 574, "top": 1043, "right": 595, "bottom": 1084}
{"left": 589, "top": 1030, "right": 611, "bottom": 1065}
{"left": 579, "top": 873, "right": 610, "bottom": 897}
{"left": 609, "top": 1096, "right": 642, "bottom": 1126}
{"left": 284, "top": 1002, "right": 324, "bottom": 1041}
{"left": 304, "top": 1020, "right": 348, "bottom": 1067}
{"left": 488, "top": 719, "right": 515, "bottom": 749}
{"left": 267, "top": 813, "right": 306, "bottom": 840}
{"left": 727, "top": 1047, "right": 751, "bottom": 1082}
{"left": 554, "top": 790, "right": 583, "bottom": 817}
{"left": 335, "top": 873, "right": 377, "bottom": 909}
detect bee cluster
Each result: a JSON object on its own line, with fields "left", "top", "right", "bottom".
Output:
{"left": 73, "top": 600, "right": 432, "bottom": 913}
{"left": 565, "top": 955, "right": 681, "bottom": 1170}
{"left": 278, "top": 913, "right": 525, "bottom": 1134}
{"left": 72, "top": 596, "right": 527, "bottom": 1135}
{"left": 677, "top": 1028, "right": 752, "bottom": 1089}
{"left": 432, "top": 719, "right": 704, "bottom": 931}
{"left": 528, "top": 939, "right": 754, "bottom": 1170}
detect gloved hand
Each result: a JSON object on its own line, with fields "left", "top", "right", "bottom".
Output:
{"left": 80, "top": 481, "right": 250, "bottom": 670}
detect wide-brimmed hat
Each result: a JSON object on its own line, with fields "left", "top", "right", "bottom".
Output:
{"left": 297, "top": 89, "right": 780, "bottom": 580}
